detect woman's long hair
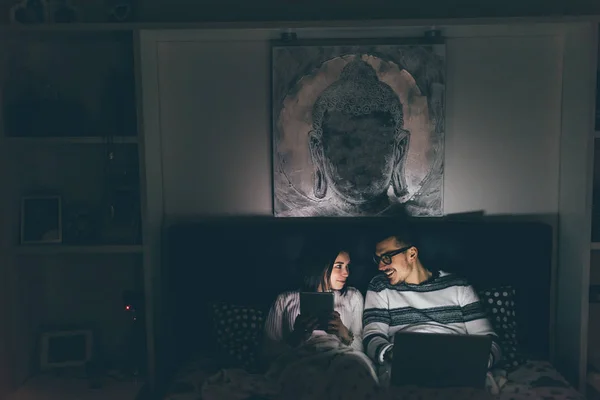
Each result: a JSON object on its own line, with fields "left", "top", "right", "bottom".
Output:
{"left": 298, "top": 242, "right": 350, "bottom": 296}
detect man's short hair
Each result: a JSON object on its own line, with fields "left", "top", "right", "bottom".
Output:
{"left": 374, "top": 222, "right": 421, "bottom": 250}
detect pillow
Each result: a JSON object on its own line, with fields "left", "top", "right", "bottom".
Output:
{"left": 477, "top": 286, "right": 526, "bottom": 372}
{"left": 211, "top": 302, "right": 266, "bottom": 371}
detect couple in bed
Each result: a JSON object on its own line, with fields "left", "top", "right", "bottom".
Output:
{"left": 262, "top": 224, "right": 502, "bottom": 398}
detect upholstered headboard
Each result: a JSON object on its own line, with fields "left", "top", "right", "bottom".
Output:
{"left": 162, "top": 217, "right": 552, "bottom": 374}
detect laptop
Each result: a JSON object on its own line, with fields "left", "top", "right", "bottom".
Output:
{"left": 390, "top": 332, "right": 492, "bottom": 389}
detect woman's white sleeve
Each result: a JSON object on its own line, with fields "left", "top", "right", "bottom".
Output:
{"left": 349, "top": 290, "right": 365, "bottom": 352}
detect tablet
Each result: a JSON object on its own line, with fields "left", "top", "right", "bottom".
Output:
{"left": 300, "top": 292, "right": 334, "bottom": 330}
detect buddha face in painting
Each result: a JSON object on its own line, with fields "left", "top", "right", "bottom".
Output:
{"left": 309, "top": 59, "right": 410, "bottom": 205}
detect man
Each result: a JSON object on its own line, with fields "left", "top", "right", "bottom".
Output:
{"left": 362, "top": 226, "right": 502, "bottom": 379}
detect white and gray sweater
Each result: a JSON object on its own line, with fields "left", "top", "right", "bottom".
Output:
{"left": 363, "top": 271, "right": 502, "bottom": 366}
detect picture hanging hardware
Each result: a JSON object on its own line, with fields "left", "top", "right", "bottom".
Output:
{"left": 424, "top": 27, "right": 443, "bottom": 40}
{"left": 280, "top": 29, "right": 298, "bottom": 42}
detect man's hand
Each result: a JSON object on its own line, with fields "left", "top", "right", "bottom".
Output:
{"left": 326, "top": 311, "right": 352, "bottom": 344}
{"left": 384, "top": 346, "right": 394, "bottom": 363}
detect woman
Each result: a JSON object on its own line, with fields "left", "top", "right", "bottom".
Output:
{"left": 263, "top": 245, "right": 364, "bottom": 358}
{"left": 261, "top": 244, "right": 380, "bottom": 400}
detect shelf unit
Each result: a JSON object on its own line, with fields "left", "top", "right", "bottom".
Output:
{"left": 589, "top": 23, "right": 600, "bottom": 395}
{"left": 13, "top": 245, "right": 143, "bottom": 255}
{"left": 5, "top": 136, "right": 138, "bottom": 144}
{"left": 0, "top": 27, "right": 146, "bottom": 394}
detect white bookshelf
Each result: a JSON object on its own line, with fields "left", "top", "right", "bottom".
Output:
{"left": 0, "top": 28, "right": 147, "bottom": 394}
{"left": 589, "top": 369, "right": 600, "bottom": 400}
{"left": 589, "top": 25, "right": 600, "bottom": 398}
{"left": 5, "top": 136, "right": 138, "bottom": 144}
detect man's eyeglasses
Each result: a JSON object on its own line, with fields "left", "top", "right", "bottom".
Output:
{"left": 373, "top": 245, "right": 413, "bottom": 266}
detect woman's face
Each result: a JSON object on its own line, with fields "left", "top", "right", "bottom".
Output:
{"left": 328, "top": 251, "right": 351, "bottom": 291}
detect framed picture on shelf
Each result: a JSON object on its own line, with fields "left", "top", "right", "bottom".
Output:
{"left": 20, "top": 195, "right": 62, "bottom": 244}
{"left": 39, "top": 328, "right": 94, "bottom": 370}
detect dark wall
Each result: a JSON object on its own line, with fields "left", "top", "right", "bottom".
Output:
{"left": 138, "top": 0, "right": 600, "bottom": 22}
{"left": 0, "top": 0, "right": 596, "bottom": 24}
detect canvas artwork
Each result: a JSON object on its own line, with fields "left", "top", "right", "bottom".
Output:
{"left": 271, "top": 40, "right": 446, "bottom": 217}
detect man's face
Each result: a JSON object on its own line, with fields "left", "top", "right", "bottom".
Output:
{"left": 374, "top": 237, "right": 415, "bottom": 285}
{"left": 321, "top": 110, "right": 397, "bottom": 203}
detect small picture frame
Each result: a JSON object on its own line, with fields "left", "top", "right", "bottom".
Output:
{"left": 39, "top": 328, "right": 93, "bottom": 370}
{"left": 20, "top": 195, "right": 62, "bottom": 244}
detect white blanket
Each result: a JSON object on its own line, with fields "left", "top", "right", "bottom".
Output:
{"left": 202, "top": 335, "right": 381, "bottom": 400}
{"left": 201, "top": 335, "right": 513, "bottom": 400}
{"left": 201, "top": 369, "right": 279, "bottom": 400}
{"left": 170, "top": 359, "right": 580, "bottom": 400}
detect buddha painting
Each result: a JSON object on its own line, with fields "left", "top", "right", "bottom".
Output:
{"left": 272, "top": 44, "right": 445, "bottom": 217}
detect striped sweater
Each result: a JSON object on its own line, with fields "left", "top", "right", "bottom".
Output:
{"left": 363, "top": 271, "right": 502, "bottom": 367}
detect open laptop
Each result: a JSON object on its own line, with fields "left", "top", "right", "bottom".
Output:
{"left": 390, "top": 332, "right": 492, "bottom": 389}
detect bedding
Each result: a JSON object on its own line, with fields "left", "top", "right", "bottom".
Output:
{"left": 162, "top": 358, "right": 583, "bottom": 400}
{"left": 260, "top": 334, "right": 380, "bottom": 400}
{"left": 199, "top": 334, "right": 380, "bottom": 400}
{"left": 164, "top": 288, "right": 580, "bottom": 400}
{"left": 211, "top": 302, "right": 266, "bottom": 371}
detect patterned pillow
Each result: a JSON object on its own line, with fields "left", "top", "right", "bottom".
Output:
{"left": 477, "top": 286, "right": 526, "bottom": 372}
{"left": 211, "top": 302, "right": 265, "bottom": 371}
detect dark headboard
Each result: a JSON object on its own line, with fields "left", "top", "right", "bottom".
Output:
{"left": 162, "top": 217, "right": 552, "bottom": 373}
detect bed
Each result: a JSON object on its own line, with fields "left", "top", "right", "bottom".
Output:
{"left": 162, "top": 359, "right": 581, "bottom": 400}
{"left": 157, "top": 216, "right": 584, "bottom": 400}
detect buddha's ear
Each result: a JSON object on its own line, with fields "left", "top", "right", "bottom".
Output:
{"left": 309, "top": 130, "right": 327, "bottom": 199}
{"left": 391, "top": 131, "right": 410, "bottom": 199}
